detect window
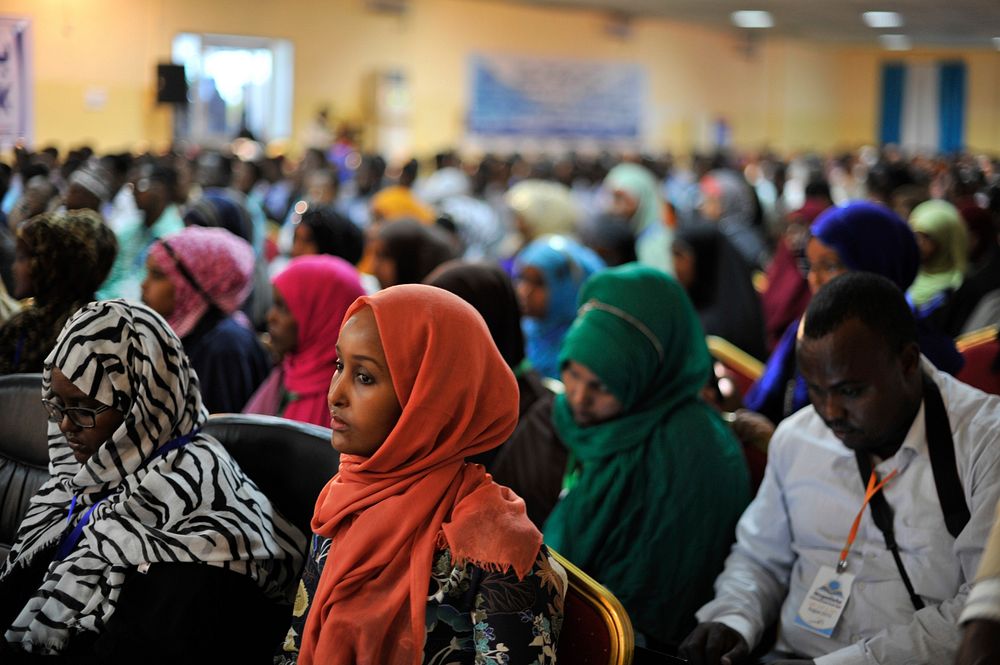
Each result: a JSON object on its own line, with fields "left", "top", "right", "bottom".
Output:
{"left": 171, "top": 33, "right": 293, "bottom": 146}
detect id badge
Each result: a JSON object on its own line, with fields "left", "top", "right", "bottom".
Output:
{"left": 793, "top": 565, "right": 855, "bottom": 638}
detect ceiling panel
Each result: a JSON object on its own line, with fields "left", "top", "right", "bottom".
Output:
{"left": 496, "top": 0, "right": 1000, "bottom": 47}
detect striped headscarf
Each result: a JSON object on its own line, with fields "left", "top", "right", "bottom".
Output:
{"left": 0, "top": 300, "right": 304, "bottom": 654}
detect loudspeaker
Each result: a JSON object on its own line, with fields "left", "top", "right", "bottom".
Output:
{"left": 157, "top": 63, "right": 188, "bottom": 104}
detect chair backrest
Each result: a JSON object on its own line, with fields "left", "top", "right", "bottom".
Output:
{"left": 551, "top": 547, "right": 634, "bottom": 665}
{"left": 956, "top": 326, "right": 1000, "bottom": 396}
{"left": 0, "top": 373, "right": 49, "bottom": 561}
{"left": 706, "top": 335, "right": 765, "bottom": 399}
{"left": 202, "top": 414, "right": 339, "bottom": 540}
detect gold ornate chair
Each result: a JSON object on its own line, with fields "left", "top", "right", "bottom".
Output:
{"left": 550, "top": 548, "right": 634, "bottom": 665}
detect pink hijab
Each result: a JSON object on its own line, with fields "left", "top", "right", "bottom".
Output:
{"left": 148, "top": 226, "right": 255, "bottom": 339}
{"left": 245, "top": 255, "right": 364, "bottom": 427}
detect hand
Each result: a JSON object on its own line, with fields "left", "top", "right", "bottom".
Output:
{"left": 678, "top": 621, "right": 749, "bottom": 665}
{"left": 730, "top": 409, "right": 775, "bottom": 453}
{"left": 956, "top": 619, "right": 1000, "bottom": 665}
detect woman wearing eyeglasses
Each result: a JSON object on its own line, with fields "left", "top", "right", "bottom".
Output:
{"left": 0, "top": 300, "right": 304, "bottom": 663}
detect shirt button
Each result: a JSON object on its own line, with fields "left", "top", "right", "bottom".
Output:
{"left": 856, "top": 582, "right": 866, "bottom": 590}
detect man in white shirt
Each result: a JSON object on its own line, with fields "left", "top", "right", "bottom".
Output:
{"left": 680, "top": 272, "right": 1000, "bottom": 665}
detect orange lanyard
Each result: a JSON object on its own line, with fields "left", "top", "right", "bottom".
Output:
{"left": 837, "top": 467, "right": 899, "bottom": 573}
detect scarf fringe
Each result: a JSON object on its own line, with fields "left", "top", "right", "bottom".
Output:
{"left": 434, "top": 530, "right": 529, "bottom": 580}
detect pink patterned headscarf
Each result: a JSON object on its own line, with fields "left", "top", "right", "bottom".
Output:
{"left": 148, "top": 226, "right": 256, "bottom": 339}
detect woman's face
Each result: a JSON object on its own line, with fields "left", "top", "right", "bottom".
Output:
{"left": 515, "top": 266, "right": 548, "bottom": 319}
{"left": 267, "top": 285, "right": 298, "bottom": 359}
{"left": 561, "top": 360, "right": 623, "bottom": 427}
{"left": 327, "top": 307, "right": 402, "bottom": 457}
{"left": 915, "top": 231, "right": 938, "bottom": 264}
{"left": 49, "top": 367, "right": 125, "bottom": 464}
{"left": 610, "top": 188, "right": 639, "bottom": 221}
{"left": 12, "top": 237, "right": 34, "bottom": 299}
{"left": 699, "top": 188, "right": 724, "bottom": 223}
{"left": 141, "top": 256, "right": 176, "bottom": 318}
{"left": 291, "top": 223, "right": 318, "bottom": 259}
{"left": 806, "top": 237, "right": 848, "bottom": 294}
{"left": 370, "top": 237, "right": 397, "bottom": 289}
{"left": 671, "top": 243, "right": 696, "bottom": 291}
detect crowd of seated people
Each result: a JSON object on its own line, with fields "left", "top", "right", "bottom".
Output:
{"left": 1, "top": 139, "right": 1000, "bottom": 663}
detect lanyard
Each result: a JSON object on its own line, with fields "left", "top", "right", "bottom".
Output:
{"left": 52, "top": 428, "right": 200, "bottom": 562}
{"left": 54, "top": 495, "right": 110, "bottom": 561}
{"left": 837, "top": 467, "right": 899, "bottom": 573}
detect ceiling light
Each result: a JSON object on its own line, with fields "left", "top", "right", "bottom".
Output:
{"left": 863, "top": 11, "right": 903, "bottom": 29}
{"left": 879, "top": 34, "right": 912, "bottom": 51}
{"left": 731, "top": 11, "right": 774, "bottom": 29}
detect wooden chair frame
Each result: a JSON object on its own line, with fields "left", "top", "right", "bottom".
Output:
{"left": 705, "top": 335, "right": 765, "bottom": 381}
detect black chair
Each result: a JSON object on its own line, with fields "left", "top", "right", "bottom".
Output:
{"left": 202, "top": 414, "right": 339, "bottom": 541}
{"left": 0, "top": 374, "right": 49, "bottom": 561}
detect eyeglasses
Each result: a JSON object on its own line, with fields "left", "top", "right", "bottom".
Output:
{"left": 42, "top": 399, "right": 111, "bottom": 429}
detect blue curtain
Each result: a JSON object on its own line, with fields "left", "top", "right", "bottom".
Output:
{"left": 938, "top": 61, "right": 966, "bottom": 154}
{"left": 880, "top": 63, "right": 905, "bottom": 146}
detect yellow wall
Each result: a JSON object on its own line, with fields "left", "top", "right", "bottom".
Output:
{"left": 7, "top": 0, "right": 1000, "bottom": 155}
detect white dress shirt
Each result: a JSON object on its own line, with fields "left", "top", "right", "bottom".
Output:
{"left": 696, "top": 361, "right": 1000, "bottom": 664}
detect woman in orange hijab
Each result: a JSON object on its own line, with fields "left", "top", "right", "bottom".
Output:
{"left": 278, "top": 284, "right": 566, "bottom": 665}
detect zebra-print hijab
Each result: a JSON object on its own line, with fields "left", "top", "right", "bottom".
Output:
{"left": 0, "top": 300, "right": 304, "bottom": 654}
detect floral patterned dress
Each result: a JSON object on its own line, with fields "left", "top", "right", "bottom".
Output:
{"left": 276, "top": 534, "right": 567, "bottom": 665}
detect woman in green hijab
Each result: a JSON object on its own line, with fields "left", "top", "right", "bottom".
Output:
{"left": 544, "top": 263, "right": 750, "bottom": 650}
{"left": 908, "top": 199, "right": 967, "bottom": 314}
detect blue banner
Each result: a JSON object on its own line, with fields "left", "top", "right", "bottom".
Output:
{"left": 467, "top": 54, "right": 646, "bottom": 142}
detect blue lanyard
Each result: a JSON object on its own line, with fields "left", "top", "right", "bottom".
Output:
{"left": 54, "top": 495, "right": 109, "bottom": 561}
{"left": 53, "top": 428, "right": 200, "bottom": 562}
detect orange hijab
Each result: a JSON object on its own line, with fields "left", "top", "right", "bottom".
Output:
{"left": 299, "top": 284, "right": 543, "bottom": 665}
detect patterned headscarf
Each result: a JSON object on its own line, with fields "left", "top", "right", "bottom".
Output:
{"left": 148, "top": 226, "right": 256, "bottom": 339}
{"left": 0, "top": 301, "right": 304, "bottom": 654}
{"left": 0, "top": 210, "right": 117, "bottom": 374}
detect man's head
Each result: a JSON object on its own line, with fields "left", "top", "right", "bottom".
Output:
{"left": 797, "top": 272, "right": 923, "bottom": 458}
{"left": 133, "top": 163, "right": 179, "bottom": 226}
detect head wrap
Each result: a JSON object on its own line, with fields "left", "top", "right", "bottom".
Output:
{"left": 67, "top": 163, "right": 112, "bottom": 203}
{"left": 424, "top": 260, "right": 525, "bottom": 369}
{"left": 958, "top": 202, "right": 996, "bottom": 265}
{"left": 0, "top": 301, "right": 303, "bottom": 653}
{"left": 603, "top": 163, "right": 662, "bottom": 234}
{"left": 377, "top": 219, "right": 458, "bottom": 286}
{"left": 513, "top": 234, "right": 605, "bottom": 379}
{"left": 370, "top": 185, "right": 435, "bottom": 224}
{"left": 504, "top": 179, "right": 579, "bottom": 238}
{"left": 297, "top": 204, "right": 364, "bottom": 265}
{"left": 184, "top": 193, "right": 253, "bottom": 243}
{"left": 907, "top": 199, "right": 968, "bottom": 306}
{"left": 674, "top": 224, "right": 767, "bottom": 359}
{"left": 148, "top": 226, "right": 256, "bottom": 339}
{"left": 544, "top": 264, "right": 749, "bottom": 641}
{"left": 300, "top": 285, "right": 541, "bottom": 665}
{"left": 273, "top": 255, "right": 366, "bottom": 426}
{"left": 811, "top": 201, "right": 919, "bottom": 292}
{"left": 699, "top": 169, "right": 756, "bottom": 228}
{"left": 699, "top": 169, "right": 768, "bottom": 268}
{"left": 0, "top": 210, "right": 117, "bottom": 374}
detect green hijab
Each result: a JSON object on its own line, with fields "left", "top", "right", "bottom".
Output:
{"left": 543, "top": 263, "right": 750, "bottom": 643}
{"left": 908, "top": 199, "right": 967, "bottom": 306}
